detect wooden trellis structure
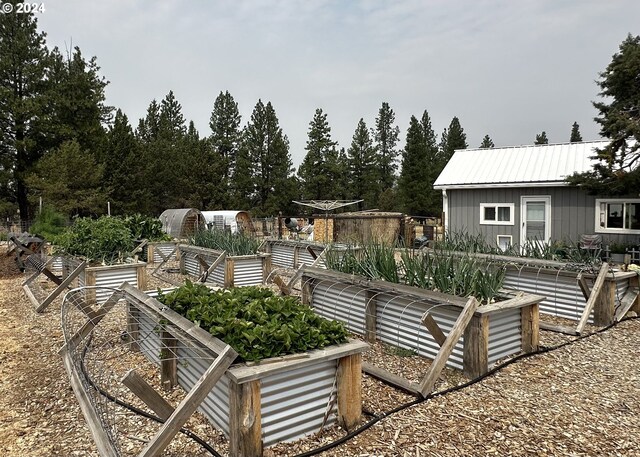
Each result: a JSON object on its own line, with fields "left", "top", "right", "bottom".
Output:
{"left": 22, "top": 253, "right": 87, "bottom": 312}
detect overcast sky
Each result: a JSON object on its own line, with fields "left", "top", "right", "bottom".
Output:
{"left": 37, "top": 0, "right": 640, "bottom": 168}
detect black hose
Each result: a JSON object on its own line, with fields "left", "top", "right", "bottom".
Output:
{"left": 292, "top": 315, "right": 639, "bottom": 457}
{"left": 79, "top": 341, "right": 223, "bottom": 457}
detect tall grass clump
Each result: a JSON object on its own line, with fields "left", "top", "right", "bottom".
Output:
{"left": 325, "top": 242, "right": 399, "bottom": 283}
{"left": 190, "top": 228, "right": 260, "bottom": 256}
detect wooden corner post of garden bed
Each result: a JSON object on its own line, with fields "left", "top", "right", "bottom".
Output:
{"left": 225, "top": 258, "right": 235, "bottom": 288}
{"left": 337, "top": 353, "right": 363, "bottom": 431}
{"left": 521, "top": 303, "right": 540, "bottom": 353}
{"left": 229, "top": 380, "right": 262, "bottom": 457}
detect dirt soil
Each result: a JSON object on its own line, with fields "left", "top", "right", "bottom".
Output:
{"left": 1, "top": 264, "right": 639, "bottom": 456}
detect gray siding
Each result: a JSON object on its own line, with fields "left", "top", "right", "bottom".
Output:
{"left": 446, "top": 187, "right": 635, "bottom": 247}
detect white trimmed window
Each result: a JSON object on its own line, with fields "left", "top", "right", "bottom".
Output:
{"left": 480, "top": 203, "right": 514, "bottom": 225}
{"left": 595, "top": 199, "right": 640, "bottom": 234}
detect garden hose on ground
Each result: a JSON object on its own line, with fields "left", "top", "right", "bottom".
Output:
{"left": 291, "top": 314, "right": 640, "bottom": 457}
{"left": 79, "top": 339, "right": 224, "bottom": 457}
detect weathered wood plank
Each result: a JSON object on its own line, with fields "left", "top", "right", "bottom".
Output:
{"left": 197, "top": 251, "right": 226, "bottom": 283}
{"left": 577, "top": 272, "right": 591, "bottom": 301}
{"left": 229, "top": 379, "right": 262, "bottom": 457}
{"left": 337, "top": 353, "right": 362, "bottom": 432}
{"left": 139, "top": 345, "right": 236, "bottom": 457}
{"left": 365, "top": 290, "right": 378, "bottom": 343}
{"left": 521, "top": 304, "right": 539, "bottom": 353}
{"left": 225, "top": 258, "right": 235, "bottom": 288}
{"left": 539, "top": 321, "right": 579, "bottom": 335}
{"left": 362, "top": 362, "right": 420, "bottom": 395}
{"left": 576, "top": 262, "right": 609, "bottom": 334}
{"left": 615, "top": 287, "right": 639, "bottom": 321}
{"left": 419, "top": 297, "right": 480, "bottom": 396}
{"left": 421, "top": 312, "right": 446, "bottom": 347}
{"left": 60, "top": 348, "right": 120, "bottom": 457}
{"left": 161, "top": 331, "right": 178, "bottom": 390}
{"left": 462, "top": 314, "right": 489, "bottom": 379}
{"left": 34, "top": 260, "right": 87, "bottom": 313}
{"left": 121, "top": 370, "right": 174, "bottom": 420}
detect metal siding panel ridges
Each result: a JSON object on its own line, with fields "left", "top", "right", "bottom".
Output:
{"left": 233, "top": 258, "right": 263, "bottom": 286}
{"left": 176, "top": 343, "right": 231, "bottom": 436}
{"left": 615, "top": 277, "right": 629, "bottom": 306}
{"left": 261, "top": 361, "right": 337, "bottom": 447}
{"left": 93, "top": 266, "right": 139, "bottom": 303}
{"left": 487, "top": 309, "right": 522, "bottom": 365}
{"left": 154, "top": 244, "right": 176, "bottom": 263}
{"left": 271, "top": 244, "right": 294, "bottom": 269}
{"left": 502, "top": 268, "right": 591, "bottom": 322}
{"left": 205, "top": 263, "right": 226, "bottom": 287}
{"left": 310, "top": 280, "right": 366, "bottom": 334}
{"left": 136, "top": 310, "right": 161, "bottom": 365}
{"left": 183, "top": 252, "right": 201, "bottom": 277}
{"left": 297, "top": 250, "right": 317, "bottom": 267}
{"left": 375, "top": 294, "right": 464, "bottom": 370}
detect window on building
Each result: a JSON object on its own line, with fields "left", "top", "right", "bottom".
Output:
{"left": 596, "top": 199, "right": 640, "bottom": 233}
{"left": 480, "top": 203, "right": 514, "bottom": 225}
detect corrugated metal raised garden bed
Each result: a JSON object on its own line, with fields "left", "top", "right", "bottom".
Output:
{"left": 178, "top": 244, "right": 270, "bottom": 288}
{"left": 301, "top": 266, "right": 543, "bottom": 378}
{"left": 125, "top": 283, "right": 367, "bottom": 456}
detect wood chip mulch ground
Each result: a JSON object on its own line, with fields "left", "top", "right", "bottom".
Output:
{"left": 1, "top": 255, "right": 639, "bottom": 456}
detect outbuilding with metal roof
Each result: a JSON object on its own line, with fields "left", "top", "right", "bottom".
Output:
{"left": 434, "top": 141, "right": 639, "bottom": 250}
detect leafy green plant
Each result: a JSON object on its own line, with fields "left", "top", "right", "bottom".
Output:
{"left": 157, "top": 281, "right": 348, "bottom": 362}
{"left": 190, "top": 229, "right": 260, "bottom": 256}
{"left": 122, "top": 213, "right": 170, "bottom": 242}
{"left": 56, "top": 216, "right": 136, "bottom": 264}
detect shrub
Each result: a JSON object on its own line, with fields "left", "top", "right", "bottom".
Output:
{"left": 28, "top": 206, "right": 68, "bottom": 243}
{"left": 56, "top": 216, "right": 135, "bottom": 264}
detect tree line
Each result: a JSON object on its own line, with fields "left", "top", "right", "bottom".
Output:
{"left": 3, "top": 4, "right": 627, "bottom": 225}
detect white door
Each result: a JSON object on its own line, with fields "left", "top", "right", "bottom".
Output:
{"left": 520, "top": 196, "right": 551, "bottom": 248}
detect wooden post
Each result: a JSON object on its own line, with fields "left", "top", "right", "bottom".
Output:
{"left": 364, "top": 291, "right": 377, "bottom": 343}
{"left": 520, "top": 304, "right": 539, "bottom": 353}
{"left": 421, "top": 312, "right": 447, "bottom": 347}
{"left": 593, "top": 279, "right": 616, "bottom": 326}
{"left": 229, "top": 380, "right": 262, "bottom": 457}
{"left": 161, "top": 331, "right": 178, "bottom": 391}
{"left": 337, "top": 353, "right": 362, "bottom": 432}
{"left": 293, "top": 245, "right": 300, "bottom": 268}
{"left": 147, "top": 244, "right": 154, "bottom": 265}
{"left": 225, "top": 258, "right": 235, "bottom": 288}
{"left": 462, "top": 314, "right": 489, "bottom": 379}
{"left": 262, "top": 255, "right": 271, "bottom": 283}
{"left": 136, "top": 262, "right": 147, "bottom": 291}
{"left": 301, "top": 276, "right": 313, "bottom": 305}
{"left": 85, "top": 268, "right": 97, "bottom": 304}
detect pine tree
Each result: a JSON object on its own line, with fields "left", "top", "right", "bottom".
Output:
{"left": 241, "top": 100, "right": 296, "bottom": 216}
{"left": 46, "top": 46, "right": 111, "bottom": 153}
{"left": 373, "top": 102, "right": 400, "bottom": 197}
{"left": 209, "top": 90, "right": 241, "bottom": 206}
{"left": 0, "top": 5, "right": 50, "bottom": 220}
{"left": 25, "top": 140, "right": 106, "bottom": 216}
{"left": 439, "top": 117, "right": 468, "bottom": 165}
{"left": 346, "top": 119, "right": 379, "bottom": 208}
{"left": 136, "top": 91, "right": 189, "bottom": 214}
{"left": 101, "top": 110, "right": 145, "bottom": 214}
{"left": 398, "top": 115, "right": 430, "bottom": 216}
{"left": 569, "top": 122, "right": 583, "bottom": 142}
{"left": 534, "top": 131, "right": 549, "bottom": 145}
{"left": 479, "top": 135, "right": 495, "bottom": 148}
{"left": 298, "top": 109, "right": 340, "bottom": 200}
{"left": 567, "top": 34, "right": 640, "bottom": 194}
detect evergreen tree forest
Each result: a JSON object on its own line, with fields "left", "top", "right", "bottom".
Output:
{"left": 2, "top": 7, "right": 622, "bottom": 224}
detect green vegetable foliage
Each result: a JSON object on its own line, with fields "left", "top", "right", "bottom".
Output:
{"left": 157, "top": 281, "right": 348, "bottom": 361}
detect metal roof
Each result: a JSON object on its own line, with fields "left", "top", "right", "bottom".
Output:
{"left": 433, "top": 141, "right": 609, "bottom": 189}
